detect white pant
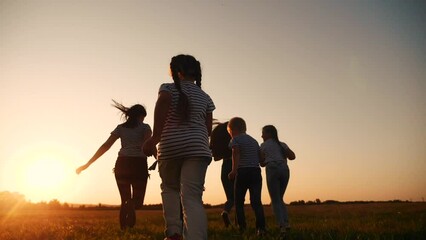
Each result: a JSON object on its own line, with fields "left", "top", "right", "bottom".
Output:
{"left": 159, "top": 157, "right": 210, "bottom": 240}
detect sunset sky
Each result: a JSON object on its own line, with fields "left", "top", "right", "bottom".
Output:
{"left": 1, "top": 0, "right": 425, "bottom": 206}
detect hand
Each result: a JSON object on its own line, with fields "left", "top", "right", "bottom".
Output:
{"left": 76, "top": 164, "right": 88, "bottom": 175}
{"left": 228, "top": 170, "right": 236, "bottom": 180}
{"left": 143, "top": 138, "right": 157, "bottom": 157}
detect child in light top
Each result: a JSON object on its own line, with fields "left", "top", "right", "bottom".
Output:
{"left": 260, "top": 125, "right": 296, "bottom": 235}
{"left": 76, "top": 100, "right": 152, "bottom": 230}
{"left": 143, "top": 54, "right": 215, "bottom": 240}
{"left": 227, "top": 117, "right": 266, "bottom": 236}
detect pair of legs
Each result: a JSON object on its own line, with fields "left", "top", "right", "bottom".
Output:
{"left": 266, "top": 162, "right": 290, "bottom": 228}
{"left": 221, "top": 157, "right": 234, "bottom": 227}
{"left": 221, "top": 157, "right": 234, "bottom": 209}
{"left": 114, "top": 156, "right": 148, "bottom": 229}
{"left": 234, "top": 167, "right": 266, "bottom": 232}
{"left": 159, "top": 157, "right": 210, "bottom": 240}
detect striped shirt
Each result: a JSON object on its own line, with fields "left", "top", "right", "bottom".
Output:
{"left": 229, "top": 133, "right": 261, "bottom": 168}
{"left": 157, "top": 81, "right": 215, "bottom": 161}
{"left": 260, "top": 139, "right": 289, "bottom": 165}
{"left": 111, "top": 122, "right": 151, "bottom": 157}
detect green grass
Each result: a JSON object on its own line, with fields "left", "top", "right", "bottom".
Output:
{"left": 1, "top": 203, "right": 425, "bottom": 240}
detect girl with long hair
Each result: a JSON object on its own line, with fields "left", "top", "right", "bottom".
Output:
{"left": 260, "top": 125, "right": 296, "bottom": 236}
{"left": 143, "top": 54, "right": 215, "bottom": 240}
{"left": 76, "top": 100, "right": 152, "bottom": 230}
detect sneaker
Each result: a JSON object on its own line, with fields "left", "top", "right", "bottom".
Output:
{"left": 256, "top": 228, "right": 267, "bottom": 237}
{"left": 164, "top": 233, "right": 183, "bottom": 240}
{"left": 221, "top": 211, "right": 231, "bottom": 228}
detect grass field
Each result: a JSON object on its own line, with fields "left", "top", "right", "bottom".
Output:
{"left": 1, "top": 202, "right": 425, "bottom": 240}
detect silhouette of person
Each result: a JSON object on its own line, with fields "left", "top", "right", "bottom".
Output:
{"left": 143, "top": 54, "right": 215, "bottom": 240}
{"left": 76, "top": 100, "right": 152, "bottom": 230}
{"left": 260, "top": 125, "right": 296, "bottom": 236}
{"left": 227, "top": 117, "right": 266, "bottom": 236}
{"left": 210, "top": 121, "right": 234, "bottom": 227}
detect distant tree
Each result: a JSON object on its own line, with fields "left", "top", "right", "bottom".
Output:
{"left": 323, "top": 200, "right": 340, "bottom": 204}
{"left": 290, "top": 200, "right": 305, "bottom": 205}
{"left": 315, "top": 199, "right": 321, "bottom": 204}
{"left": 48, "top": 199, "right": 61, "bottom": 209}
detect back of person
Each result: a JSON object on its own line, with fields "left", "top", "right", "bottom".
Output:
{"left": 113, "top": 122, "right": 150, "bottom": 157}
{"left": 227, "top": 117, "right": 266, "bottom": 235}
{"left": 158, "top": 81, "right": 214, "bottom": 161}
{"left": 260, "top": 139, "right": 289, "bottom": 166}
{"left": 231, "top": 133, "right": 261, "bottom": 169}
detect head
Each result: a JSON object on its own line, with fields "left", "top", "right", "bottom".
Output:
{"left": 112, "top": 100, "right": 147, "bottom": 128}
{"left": 227, "top": 117, "right": 247, "bottom": 138}
{"left": 261, "top": 125, "right": 279, "bottom": 142}
{"left": 170, "top": 54, "right": 202, "bottom": 85}
{"left": 210, "top": 121, "right": 232, "bottom": 159}
{"left": 170, "top": 54, "right": 202, "bottom": 121}
{"left": 262, "top": 125, "right": 286, "bottom": 155}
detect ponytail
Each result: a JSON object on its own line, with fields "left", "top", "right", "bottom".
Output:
{"left": 112, "top": 99, "right": 146, "bottom": 128}
{"left": 263, "top": 125, "right": 287, "bottom": 157}
{"left": 170, "top": 54, "right": 202, "bottom": 121}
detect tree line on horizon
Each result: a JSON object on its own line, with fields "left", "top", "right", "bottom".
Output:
{"left": 0, "top": 191, "right": 418, "bottom": 212}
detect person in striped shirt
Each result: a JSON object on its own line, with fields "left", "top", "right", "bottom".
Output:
{"left": 227, "top": 117, "right": 266, "bottom": 236}
{"left": 143, "top": 54, "right": 215, "bottom": 240}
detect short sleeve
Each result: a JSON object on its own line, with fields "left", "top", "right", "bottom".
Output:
{"left": 206, "top": 94, "right": 215, "bottom": 113}
{"left": 159, "top": 83, "right": 174, "bottom": 93}
{"left": 260, "top": 142, "right": 266, "bottom": 151}
{"left": 111, "top": 125, "right": 120, "bottom": 137}
{"left": 281, "top": 142, "right": 289, "bottom": 150}
{"left": 229, "top": 137, "right": 239, "bottom": 149}
{"left": 145, "top": 124, "right": 152, "bottom": 133}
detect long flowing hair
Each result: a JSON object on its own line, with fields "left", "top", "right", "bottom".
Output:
{"left": 210, "top": 121, "right": 232, "bottom": 159}
{"left": 112, "top": 99, "right": 146, "bottom": 128}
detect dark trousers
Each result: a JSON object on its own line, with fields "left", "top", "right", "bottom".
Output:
{"left": 234, "top": 167, "right": 265, "bottom": 230}
{"left": 221, "top": 157, "right": 234, "bottom": 213}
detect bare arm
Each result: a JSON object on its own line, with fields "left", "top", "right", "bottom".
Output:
{"left": 143, "top": 91, "right": 171, "bottom": 157}
{"left": 206, "top": 112, "right": 213, "bottom": 136}
{"left": 286, "top": 147, "right": 296, "bottom": 160}
{"left": 151, "top": 91, "right": 172, "bottom": 144}
{"left": 228, "top": 146, "right": 240, "bottom": 180}
{"left": 76, "top": 134, "right": 118, "bottom": 174}
{"left": 259, "top": 149, "right": 266, "bottom": 167}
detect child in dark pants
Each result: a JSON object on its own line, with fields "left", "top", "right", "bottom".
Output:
{"left": 227, "top": 117, "right": 266, "bottom": 236}
{"left": 210, "top": 121, "right": 234, "bottom": 227}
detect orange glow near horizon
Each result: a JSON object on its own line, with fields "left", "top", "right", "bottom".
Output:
{"left": 12, "top": 143, "right": 77, "bottom": 203}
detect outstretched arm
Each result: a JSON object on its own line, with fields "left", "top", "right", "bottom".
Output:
{"left": 76, "top": 134, "right": 118, "bottom": 174}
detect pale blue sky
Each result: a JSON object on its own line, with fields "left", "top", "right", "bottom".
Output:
{"left": 1, "top": 0, "right": 425, "bottom": 205}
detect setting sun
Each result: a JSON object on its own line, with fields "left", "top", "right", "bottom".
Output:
{"left": 23, "top": 157, "right": 68, "bottom": 192}
{"left": 8, "top": 143, "right": 78, "bottom": 202}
